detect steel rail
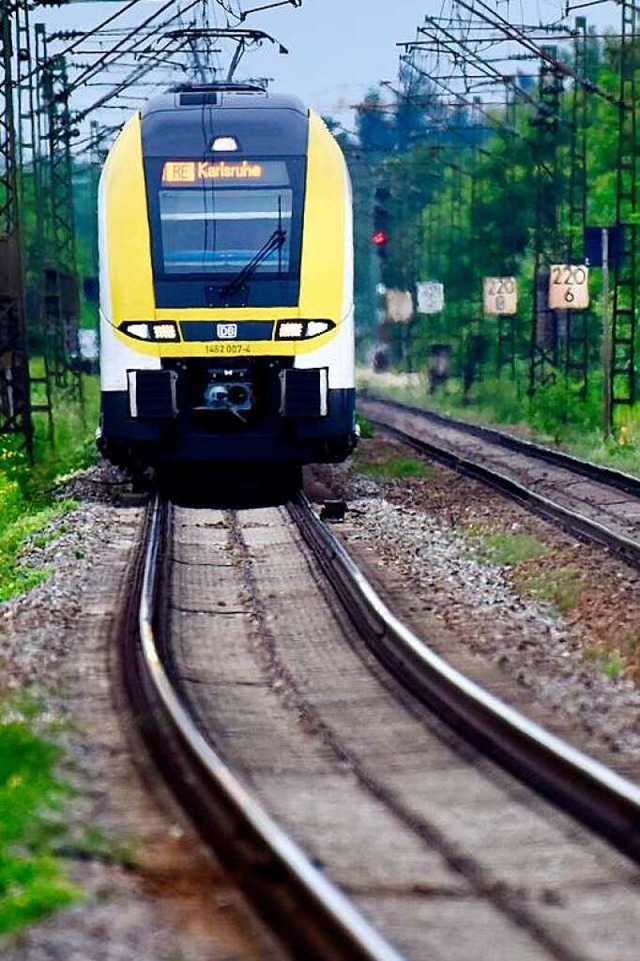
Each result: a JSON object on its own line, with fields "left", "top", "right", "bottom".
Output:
{"left": 359, "top": 396, "right": 640, "bottom": 567}
{"left": 129, "top": 494, "right": 404, "bottom": 961}
{"left": 289, "top": 495, "right": 640, "bottom": 865}
{"left": 361, "top": 392, "right": 640, "bottom": 497}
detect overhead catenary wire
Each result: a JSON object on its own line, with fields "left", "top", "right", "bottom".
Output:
{"left": 65, "top": 0, "right": 202, "bottom": 96}
{"left": 451, "top": 0, "right": 619, "bottom": 104}
{"left": 73, "top": 36, "right": 191, "bottom": 124}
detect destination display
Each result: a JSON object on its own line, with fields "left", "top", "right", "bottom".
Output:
{"left": 162, "top": 160, "right": 265, "bottom": 183}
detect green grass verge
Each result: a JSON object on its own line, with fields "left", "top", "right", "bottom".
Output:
{"left": 359, "top": 455, "right": 432, "bottom": 483}
{"left": 0, "top": 503, "right": 77, "bottom": 604}
{"left": 522, "top": 565, "right": 584, "bottom": 616}
{"left": 0, "top": 375, "right": 99, "bottom": 603}
{"left": 474, "top": 531, "right": 550, "bottom": 567}
{"left": 0, "top": 378, "right": 102, "bottom": 934}
{"left": 0, "top": 698, "right": 80, "bottom": 934}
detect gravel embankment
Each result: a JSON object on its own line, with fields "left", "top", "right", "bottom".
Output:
{"left": 307, "top": 433, "right": 640, "bottom": 770}
{"left": 0, "top": 463, "right": 282, "bottom": 961}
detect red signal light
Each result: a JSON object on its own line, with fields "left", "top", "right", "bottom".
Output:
{"left": 372, "top": 229, "right": 388, "bottom": 246}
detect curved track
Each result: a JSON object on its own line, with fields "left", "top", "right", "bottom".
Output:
{"left": 121, "top": 495, "right": 403, "bottom": 961}
{"left": 119, "top": 492, "right": 640, "bottom": 960}
{"left": 359, "top": 393, "right": 640, "bottom": 566}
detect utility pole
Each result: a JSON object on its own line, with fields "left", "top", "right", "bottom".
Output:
{"left": 15, "top": 3, "right": 54, "bottom": 436}
{"left": 0, "top": 0, "right": 33, "bottom": 458}
{"left": 610, "top": 0, "right": 638, "bottom": 415}
{"left": 564, "top": 17, "right": 590, "bottom": 397}
{"left": 37, "top": 23, "right": 82, "bottom": 401}
{"left": 601, "top": 228, "right": 612, "bottom": 436}
{"left": 529, "top": 47, "right": 563, "bottom": 392}
{"left": 496, "top": 89, "right": 519, "bottom": 382}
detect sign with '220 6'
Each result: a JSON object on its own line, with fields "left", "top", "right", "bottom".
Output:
{"left": 549, "top": 265, "right": 589, "bottom": 309}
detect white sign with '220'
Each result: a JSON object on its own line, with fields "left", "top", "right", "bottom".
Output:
{"left": 549, "top": 265, "right": 589, "bottom": 309}
{"left": 483, "top": 277, "right": 517, "bottom": 315}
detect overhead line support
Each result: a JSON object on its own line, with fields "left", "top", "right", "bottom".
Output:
{"left": 610, "top": 0, "right": 639, "bottom": 414}
{"left": 564, "top": 16, "right": 590, "bottom": 396}
{"left": 36, "top": 22, "right": 82, "bottom": 398}
{"left": 0, "top": 0, "right": 33, "bottom": 459}
{"left": 529, "top": 48, "right": 564, "bottom": 392}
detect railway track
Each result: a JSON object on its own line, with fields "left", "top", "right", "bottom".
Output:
{"left": 118, "top": 490, "right": 640, "bottom": 960}
{"left": 121, "top": 496, "right": 402, "bottom": 961}
{"left": 359, "top": 393, "right": 640, "bottom": 567}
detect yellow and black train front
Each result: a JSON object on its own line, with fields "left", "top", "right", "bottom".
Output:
{"left": 98, "top": 85, "right": 356, "bottom": 466}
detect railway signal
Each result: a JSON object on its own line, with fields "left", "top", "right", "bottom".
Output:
{"left": 372, "top": 185, "right": 390, "bottom": 256}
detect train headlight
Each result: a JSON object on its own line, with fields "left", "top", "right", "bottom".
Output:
{"left": 277, "top": 322, "right": 304, "bottom": 339}
{"left": 275, "top": 319, "right": 335, "bottom": 341}
{"left": 121, "top": 322, "right": 179, "bottom": 342}
{"left": 122, "top": 322, "right": 150, "bottom": 340}
{"left": 153, "top": 323, "right": 180, "bottom": 341}
{"left": 212, "top": 136, "right": 239, "bottom": 151}
{"left": 306, "top": 321, "right": 333, "bottom": 337}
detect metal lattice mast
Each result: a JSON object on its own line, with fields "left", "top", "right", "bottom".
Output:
{"left": 15, "top": 5, "right": 54, "bottom": 434}
{"left": 610, "top": 0, "right": 638, "bottom": 413}
{"left": 564, "top": 17, "right": 590, "bottom": 396}
{"left": 35, "top": 22, "right": 64, "bottom": 385}
{"left": 496, "top": 88, "right": 518, "bottom": 381}
{"left": 529, "top": 47, "right": 563, "bottom": 392}
{"left": 37, "top": 23, "right": 82, "bottom": 398}
{"left": 0, "top": 0, "right": 33, "bottom": 456}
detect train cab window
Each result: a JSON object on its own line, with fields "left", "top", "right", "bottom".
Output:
{"left": 159, "top": 187, "right": 293, "bottom": 275}
{"left": 147, "top": 156, "right": 305, "bottom": 307}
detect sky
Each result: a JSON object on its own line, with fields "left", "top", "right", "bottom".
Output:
{"left": 39, "top": 0, "right": 441, "bottom": 129}
{"left": 229, "top": 0, "right": 444, "bottom": 120}
{"left": 38, "top": 0, "right": 619, "bottom": 142}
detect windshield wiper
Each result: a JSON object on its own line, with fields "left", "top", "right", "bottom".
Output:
{"left": 219, "top": 226, "right": 287, "bottom": 299}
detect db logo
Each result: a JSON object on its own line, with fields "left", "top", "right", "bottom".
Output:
{"left": 217, "top": 323, "right": 237, "bottom": 339}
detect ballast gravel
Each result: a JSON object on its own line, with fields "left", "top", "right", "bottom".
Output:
{"left": 5, "top": 439, "right": 640, "bottom": 955}
{"left": 344, "top": 492, "right": 640, "bottom": 754}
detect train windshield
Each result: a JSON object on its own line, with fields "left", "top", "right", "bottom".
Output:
{"left": 157, "top": 159, "right": 294, "bottom": 276}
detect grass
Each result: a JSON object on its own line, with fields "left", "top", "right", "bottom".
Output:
{"left": 0, "top": 697, "right": 80, "bottom": 934}
{"left": 356, "top": 413, "right": 375, "bottom": 439}
{"left": 0, "top": 375, "right": 99, "bottom": 603}
{"left": 473, "top": 530, "right": 550, "bottom": 567}
{"left": 468, "top": 523, "right": 586, "bottom": 616}
{"left": 0, "top": 504, "right": 76, "bottom": 604}
{"left": 584, "top": 646, "right": 625, "bottom": 682}
{"left": 520, "top": 565, "right": 584, "bottom": 617}
{"left": 359, "top": 455, "right": 432, "bottom": 483}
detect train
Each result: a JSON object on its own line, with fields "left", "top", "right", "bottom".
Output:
{"left": 97, "top": 82, "right": 357, "bottom": 477}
